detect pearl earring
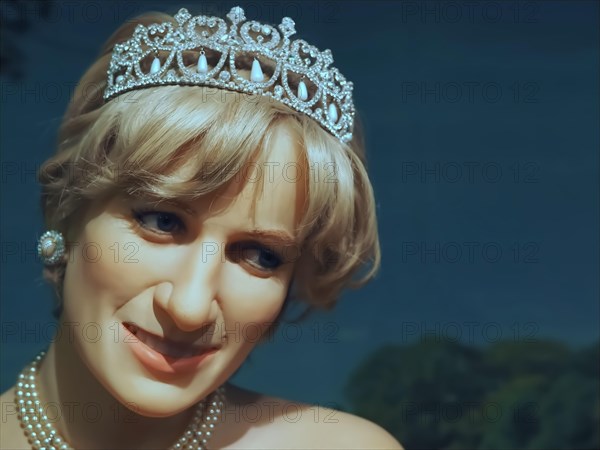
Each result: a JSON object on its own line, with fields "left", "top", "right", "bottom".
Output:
{"left": 37, "top": 230, "right": 65, "bottom": 266}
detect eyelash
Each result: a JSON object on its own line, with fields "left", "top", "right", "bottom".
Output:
{"left": 131, "top": 208, "right": 284, "bottom": 272}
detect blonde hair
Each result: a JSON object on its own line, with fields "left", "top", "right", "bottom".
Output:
{"left": 38, "top": 12, "right": 381, "bottom": 318}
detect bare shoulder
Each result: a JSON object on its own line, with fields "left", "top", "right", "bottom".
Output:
{"left": 218, "top": 384, "right": 404, "bottom": 450}
{"left": 303, "top": 403, "right": 404, "bottom": 450}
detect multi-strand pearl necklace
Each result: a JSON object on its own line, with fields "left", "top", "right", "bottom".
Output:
{"left": 15, "top": 351, "right": 225, "bottom": 450}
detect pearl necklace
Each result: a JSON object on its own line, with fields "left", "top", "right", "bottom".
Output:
{"left": 15, "top": 351, "right": 225, "bottom": 450}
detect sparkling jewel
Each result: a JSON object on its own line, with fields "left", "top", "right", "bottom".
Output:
{"left": 328, "top": 103, "right": 338, "bottom": 123}
{"left": 280, "top": 17, "right": 296, "bottom": 34}
{"left": 14, "top": 351, "right": 225, "bottom": 450}
{"left": 150, "top": 57, "right": 161, "bottom": 74}
{"left": 298, "top": 80, "right": 308, "bottom": 100}
{"left": 197, "top": 53, "right": 208, "bottom": 73}
{"left": 250, "top": 59, "right": 264, "bottom": 82}
{"left": 37, "top": 230, "right": 65, "bottom": 266}
{"left": 103, "top": 6, "right": 355, "bottom": 143}
{"left": 227, "top": 6, "right": 245, "bottom": 23}
{"left": 40, "top": 241, "right": 56, "bottom": 258}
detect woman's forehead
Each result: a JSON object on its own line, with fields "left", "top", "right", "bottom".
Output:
{"left": 173, "top": 122, "right": 306, "bottom": 235}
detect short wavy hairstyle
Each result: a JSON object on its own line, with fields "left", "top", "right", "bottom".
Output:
{"left": 38, "top": 12, "right": 381, "bottom": 320}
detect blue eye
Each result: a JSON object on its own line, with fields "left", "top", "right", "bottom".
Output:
{"left": 131, "top": 209, "right": 283, "bottom": 272}
{"left": 132, "top": 209, "right": 185, "bottom": 234}
{"left": 230, "top": 242, "right": 283, "bottom": 271}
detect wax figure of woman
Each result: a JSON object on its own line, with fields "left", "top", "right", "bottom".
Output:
{"left": 1, "top": 7, "right": 402, "bottom": 450}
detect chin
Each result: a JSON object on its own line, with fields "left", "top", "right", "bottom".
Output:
{"left": 96, "top": 368, "right": 209, "bottom": 417}
{"left": 118, "top": 391, "right": 195, "bottom": 418}
{"left": 84, "top": 338, "right": 231, "bottom": 418}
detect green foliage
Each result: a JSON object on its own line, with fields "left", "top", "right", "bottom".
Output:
{"left": 483, "top": 340, "right": 571, "bottom": 379}
{"left": 477, "top": 375, "right": 546, "bottom": 449}
{"left": 345, "top": 338, "right": 600, "bottom": 450}
{"left": 529, "top": 372, "right": 600, "bottom": 450}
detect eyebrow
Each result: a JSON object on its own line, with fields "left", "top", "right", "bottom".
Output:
{"left": 242, "top": 228, "right": 299, "bottom": 248}
{"left": 165, "top": 199, "right": 198, "bottom": 217}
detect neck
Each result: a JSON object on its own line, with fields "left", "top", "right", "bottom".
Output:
{"left": 36, "top": 322, "right": 198, "bottom": 450}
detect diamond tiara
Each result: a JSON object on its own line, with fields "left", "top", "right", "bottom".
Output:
{"left": 103, "top": 6, "right": 355, "bottom": 143}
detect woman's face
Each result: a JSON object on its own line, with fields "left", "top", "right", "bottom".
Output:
{"left": 61, "top": 123, "right": 305, "bottom": 416}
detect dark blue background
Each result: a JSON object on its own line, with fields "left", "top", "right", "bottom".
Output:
{"left": 1, "top": 0, "right": 598, "bottom": 410}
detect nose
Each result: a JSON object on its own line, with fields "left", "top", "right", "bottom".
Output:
{"left": 154, "top": 240, "right": 222, "bottom": 332}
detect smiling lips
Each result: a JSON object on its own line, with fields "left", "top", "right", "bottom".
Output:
{"left": 122, "top": 322, "right": 218, "bottom": 374}
{"left": 124, "top": 322, "right": 214, "bottom": 358}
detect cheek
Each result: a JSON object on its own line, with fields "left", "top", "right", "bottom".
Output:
{"left": 219, "top": 266, "right": 288, "bottom": 331}
{"left": 63, "top": 226, "right": 152, "bottom": 313}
